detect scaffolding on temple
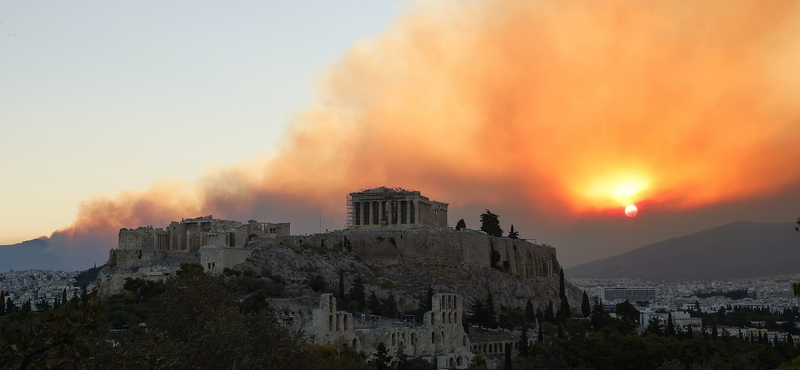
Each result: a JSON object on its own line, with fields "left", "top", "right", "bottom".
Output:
{"left": 345, "top": 193, "right": 354, "bottom": 229}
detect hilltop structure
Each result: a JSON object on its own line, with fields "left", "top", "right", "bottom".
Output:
{"left": 91, "top": 187, "right": 576, "bottom": 369}
{"left": 97, "top": 215, "right": 289, "bottom": 295}
{"left": 347, "top": 187, "right": 448, "bottom": 230}
{"left": 108, "top": 215, "right": 288, "bottom": 270}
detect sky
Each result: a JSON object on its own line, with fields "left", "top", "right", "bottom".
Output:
{"left": 2, "top": 0, "right": 800, "bottom": 271}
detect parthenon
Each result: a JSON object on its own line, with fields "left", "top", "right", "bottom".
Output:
{"left": 347, "top": 187, "right": 448, "bottom": 230}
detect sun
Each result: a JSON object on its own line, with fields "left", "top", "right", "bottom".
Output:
{"left": 624, "top": 204, "right": 638, "bottom": 218}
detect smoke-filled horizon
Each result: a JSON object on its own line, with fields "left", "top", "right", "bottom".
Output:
{"left": 31, "top": 0, "right": 800, "bottom": 270}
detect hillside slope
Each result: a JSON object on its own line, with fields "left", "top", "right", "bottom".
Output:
{"left": 0, "top": 238, "right": 69, "bottom": 272}
{"left": 566, "top": 221, "right": 800, "bottom": 281}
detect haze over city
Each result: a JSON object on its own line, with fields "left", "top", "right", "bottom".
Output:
{"left": 2, "top": 0, "right": 800, "bottom": 271}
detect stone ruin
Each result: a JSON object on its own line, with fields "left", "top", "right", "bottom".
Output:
{"left": 106, "top": 215, "right": 289, "bottom": 271}
{"left": 312, "top": 293, "right": 473, "bottom": 369}
{"left": 347, "top": 187, "right": 448, "bottom": 230}
{"left": 97, "top": 215, "right": 289, "bottom": 295}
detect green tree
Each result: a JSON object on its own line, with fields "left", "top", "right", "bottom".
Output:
{"left": 455, "top": 218, "right": 466, "bottom": 230}
{"left": 544, "top": 301, "right": 555, "bottom": 324}
{"left": 368, "top": 292, "right": 381, "bottom": 315}
{"left": 35, "top": 297, "right": 51, "bottom": 312}
{"left": 241, "top": 290, "right": 270, "bottom": 314}
{"left": 395, "top": 342, "right": 409, "bottom": 370}
{"left": 176, "top": 262, "right": 205, "bottom": 276}
{"left": 590, "top": 298, "right": 605, "bottom": 330}
{"left": 508, "top": 225, "right": 519, "bottom": 239}
{"left": 504, "top": 342, "right": 512, "bottom": 370}
{"left": 151, "top": 268, "right": 313, "bottom": 370}
{"left": 485, "top": 292, "right": 498, "bottom": 328}
{"left": 647, "top": 316, "right": 663, "bottom": 336}
{"left": 666, "top": 312, "right": 676, "bottom": 336}
{"left": 308, "top": 275, "right": 326, "bottom": 292}
{"left": 0, "top": 297, "right": 103, "bottom": 369}
{"left": 581, "top": 291, "right": 591, "bottom": 318}
{"left": 5, "top": 297, "right": 18, "bottom": 314}
{"left": 525, "top": 300, "right": 536, "bottom": 323}
{"left": 370, "top": 342, "right": 392, "bottom": 370}
{"left": 556, "top": 268, "right": 570, "bottom": 323}
{"left": 471, "top": 293, "right": 498, "bottom": 329}
{"left": 615, "top": 300, "right": 640, "bottom": 332}
{"left": 537, "top": 322, "right": 544, "bottom": 343}
{"left": 337, "top": 269, "right": 345, "bottom": 300}
{"left": 381, "top": 293, "right": 398, "bottom": 318}
{"left": 480, "top": 210, "right": 503, "bottom": 237}
{"left": 347, "top": 275, "right": 366, "bottom": 311}
{"left": 519, "top": 324, "right": 529, "bottom": 357}
{"left": 793, "top": 220, "right": 800, "bottom": 297}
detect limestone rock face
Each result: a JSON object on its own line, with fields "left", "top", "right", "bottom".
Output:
{"left": 242, "top": 229, "right": 582, "bottom": 313}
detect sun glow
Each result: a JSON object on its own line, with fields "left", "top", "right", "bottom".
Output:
{"left": 580, "top": 172, "right": 651, "bottom": 211}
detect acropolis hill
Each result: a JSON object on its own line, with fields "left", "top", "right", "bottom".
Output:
{"left": 95, "top": 187, "right": 580, "bottom": 366}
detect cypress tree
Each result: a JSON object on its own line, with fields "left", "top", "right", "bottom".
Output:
{"left": 519, "top": 324, "right": 529, "bottom": 357}
{"left": 347, "top": 275, "right": 366, "bottom": 311}
{"left": 581, "top": 291, "right": 591, "bottom": 318}
{"left": 666, "top": 312, "right": 676, "bottom": 336}
{"left": 544, "top": 301, "right": 555, "bottom": 323}
{"left": 427, "top": 286, "right": 434, "bottom": 311}
{"left": 485, "top": 292, "right": 498, "bottom": 328}
{"left": 0, "top": 291, "right": 5, "bottom": 314}
{"left": 337, "top": 270, "right": 345, "bottom": 300}
{"left": 538, "top": 322, "right": 544, "bottom": 343}
{"left": 504, "top": 342, "right": 512, "bottom": 370}
{"left": 525, "top": 299, "right": 536, "bottom": 323}
{"left": 5, "top": 297, "right": 17, "bottom": 313}
{"left": 556, "top": 268, "right": 570, "bottom": 323}
{"left": 557, "top": 297, "right": 570, "bottom": 323}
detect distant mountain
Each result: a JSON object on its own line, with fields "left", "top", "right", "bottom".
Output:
{"left": 0, "top": 238, "right": 71, "bottom": 272}
{"left": 566, "top": 221, "right": 800, "bottom": 281}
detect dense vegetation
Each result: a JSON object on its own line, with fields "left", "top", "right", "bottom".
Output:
{"left": 0, "top": 263, "right": 385, "bottom": 370}
{"left": 4, "top": 263, "right": 800, "bottom": 369}
{"left": 471, "top": 316, "right": 800, "bottom": 370}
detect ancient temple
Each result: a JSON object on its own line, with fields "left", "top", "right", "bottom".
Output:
{"left": 347, "top": 187, "right": 448, "bottom": 230}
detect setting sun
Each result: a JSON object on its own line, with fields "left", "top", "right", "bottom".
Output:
{"left": 625, "top": 205, "right": 639, "bottom": 217}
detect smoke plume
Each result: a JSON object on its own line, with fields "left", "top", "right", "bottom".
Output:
{"left": 47, "top": 0, "right": 800, "bottom": 268}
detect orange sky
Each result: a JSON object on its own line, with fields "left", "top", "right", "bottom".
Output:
{"left": 42, "top": 0, "right": 800, "bottom": 269}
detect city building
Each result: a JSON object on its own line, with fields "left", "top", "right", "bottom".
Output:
{"left": 601, "top": 287, "right": 657, "bottom": 303}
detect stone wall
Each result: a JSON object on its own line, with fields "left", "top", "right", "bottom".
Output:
{"left": 199, "top": 246, "right": 254, "bottom": 273}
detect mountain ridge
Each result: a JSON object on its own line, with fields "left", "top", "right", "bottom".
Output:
{"left": 566, "top": 221, "right": 800, "bottom": 281}
{"left": 0, "top": 238, "right": 71, "bottom": 272}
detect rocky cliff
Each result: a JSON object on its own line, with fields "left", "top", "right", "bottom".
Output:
{"left": 242, "top": 229, "right": 582, "bottom": 313}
